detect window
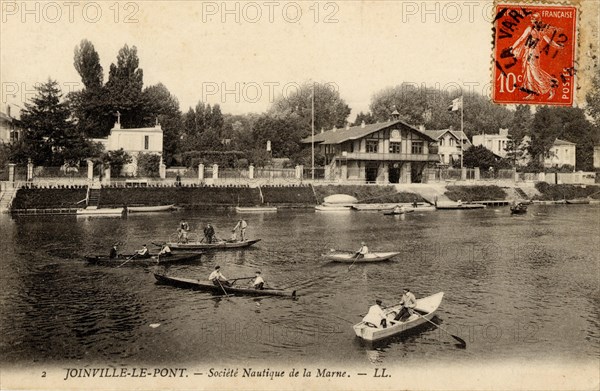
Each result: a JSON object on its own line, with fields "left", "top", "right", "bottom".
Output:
{"left": 144, "top": 135, "right": 149, "bottom": 150}
{"left": 449, "top": 138, "right": 454, "bottom": 147}
{"left": 366, "top": 139, "right": 378, "bottom": 153}
{"left": 389, "top": 142, "right": 401, "bottom": 154}
{"left": 411, "top": 141, "right": 423, "bottom": 154}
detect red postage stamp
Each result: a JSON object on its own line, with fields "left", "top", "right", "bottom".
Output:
{"left": 492, "top": 4, "right": 577, "bottom": 106}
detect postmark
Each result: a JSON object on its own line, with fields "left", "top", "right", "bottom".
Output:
{"left": 492, "top": 4, "right": 577, "bottom": 105}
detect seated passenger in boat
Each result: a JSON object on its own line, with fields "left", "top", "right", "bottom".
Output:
{"left": 228, "top": 230, "right": 238, "bottom": 243}
{"left": 355, "top": 242, "right": 369, "bottom": 259}
{"left": 159, "top": 243, "right": 172, "bottom": 257}
{"left": 208, "top": 266, "right": 230, "bottom": 286}
{"left": 394, "top": 288, "right": 416, "bottom": 322}
{"left": 252, "top": 271, "right": 264, "bottom": 290}
{"left": 362, "top": 299, "right": 387, "bottom": 328}
{"left": 136, "top": 244, "right": 150, "bottom": 258}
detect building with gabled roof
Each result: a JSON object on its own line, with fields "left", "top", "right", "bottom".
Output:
{"left": 423, "top": 128, "right": 471, "bottom": 166}
{"left": 301, "top": 117, "right": 439, "bottom": 183}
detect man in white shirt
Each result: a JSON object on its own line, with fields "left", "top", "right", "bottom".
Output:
{"left": 252, "top": 271, "right": 264, "bottom": 290}
{"left": 233, "top": 218, "right": 248, "bottom": 241}
{"left": 355, "top": 242, "right": 369, "bottom": 259}
{"left": 362, "top": 299, "right": 387, "bottom": 328}
{"left": 136, "top": 244, "right": 150, "bottom": 258}
{"left": 208, "top": 266, "right": 230, "bottom": 286}
{"left": 394, "top": 288, "right": 417, "bottom": 321}
{"left": 158, "top": 243, "right": 172, "bottom": 257}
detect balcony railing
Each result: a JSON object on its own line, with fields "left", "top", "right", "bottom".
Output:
{"left": 338, "top": 152, "right": 440, "bottom": 162}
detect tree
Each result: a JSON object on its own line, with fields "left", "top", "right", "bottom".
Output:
{"left": 353, "top": 112, "right": 376, "bottom": 126}
{"left": 142, "top": 83, "right": 183, "bottom": 165}
{"left": 529, "top": 106, "right": 562, "bottom": 165}
{"left": 102, "top": 148, "right": 132, "bottom": 176}
{"left": 462, "top": 145, "right": 510, "bottom": 171}
{"left": 269, "top": 82, "right": 351, "bottom": 132}
{"left": 14, "top": 79, "right": 101, "bottom": 166}
{"left": 250, "top": 113, "right": 306, "bottom": 158}
{"left": 73, "top": 39, "right": 103, "bottom": 90}
{"left": 105, "top": 44, "right": 146, "bottom": 128}
{"left": 505, "top": 105, "right": 532, "bottom": 167}
{"left": 137, "top": 153, "right": 161, "bottom": 177}
{"left": 369, "top": 84, "right": 513, "bottom": 137}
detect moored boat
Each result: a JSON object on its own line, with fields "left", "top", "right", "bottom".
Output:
{"left": 154, "top": 273, "right": 297, "bottom": 297}
{"left": 166, "top": 239, "right": 261, "bottom": 251}
{"left": 235, "top": 206, "right": 278, "bottom": 212}
{"left": 323, "top": 251, "right": 400, "bottom": 263}
{"left": 435, "top": 202, "right": 485, "bottom": 210}
{"left": 76, "top": 207, "right": 124, "bottom": 216}
{"left": 353, "top": 292, "right": 444, "bottom": 341}
{"left": 127, "top": 204, "right": 175, "bottom": 213}
{"left": 315, "top": 204, "right": 352, "bottom": 211}
{"left": 565, "top": 198, "right": 590, "bottom": 205}
{"left": 383, "top": 207, "right": 414, "bottom": 215}
{"left": 85, "top": 252, "right": 203, "bottom": 266}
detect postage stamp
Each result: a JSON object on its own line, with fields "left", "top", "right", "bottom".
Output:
{"left": 492, "top": 4, "right": 578, "bottom": 106}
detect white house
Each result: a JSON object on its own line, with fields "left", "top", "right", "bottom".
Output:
{"left": 93, "top": 118, "right": 163, "bottom": 175}
{"left": 471, "top": 128, "right": 510, "bottom": 158}
{"left": 423, "top": 128, "right": 471, "bottom": 165}
{"left": 0, "top": 103, "right": 22, "bottom": 144}
{"left": 546, "top": 139, "right": 576, "bottom": 168}
{"left": 594, "top": 145, "right": 600, "bottom": 169}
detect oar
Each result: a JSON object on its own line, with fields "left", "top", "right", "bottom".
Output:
{"left": 117, "top": 253, "right": 137, "bottom": 268}
{"left": 230, "top": 276, "right": 255, "bottom": 285}
{"left": 348, "top": 253, "right": 361, "bottom": 271}
{"left": 408, "top": 309, "right": 466, "bottom": 348}
{"left": 215, "top": 278, "right": 230, "bottom": 298}
{"left": 331, "top": 313, "right": 359, "bottom": 324}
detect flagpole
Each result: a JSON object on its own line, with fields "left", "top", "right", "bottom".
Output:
{"left": 460, "top": 95, "right": 464, "bottom": 169}
{"left": 311, "top": 81, "right": 315, "bottom": 181}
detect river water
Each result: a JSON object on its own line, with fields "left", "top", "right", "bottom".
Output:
{"left": 0, "top": 205, "right": 598, "bottom": 368}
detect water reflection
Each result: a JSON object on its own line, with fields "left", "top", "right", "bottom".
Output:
{"left": 0, "top": 205, "right": 598, "bottom": 365}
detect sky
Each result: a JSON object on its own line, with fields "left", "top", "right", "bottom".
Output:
{"left": 1, "top": 1, "right": 498, "bottom": 120}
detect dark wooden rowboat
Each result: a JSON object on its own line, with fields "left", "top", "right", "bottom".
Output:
{"left": 510, "top": 204, "right": 528, "bottom": 214}
{"left": 153, "top": 273, "right": 297, "bottom": 298}
{"left": 85, "top": 252, "right": 203, "bottom": 266}
{"left": 166, "top": 239, "right": 261, "bottom": 251}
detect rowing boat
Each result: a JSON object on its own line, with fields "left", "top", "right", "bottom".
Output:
{"left": 510, "top": 204, "right": 528, "bottom": 214}
{"left": 127, "top": 204, "right": 175, "bottom": 212}
{"left": 235, "top": 206, "right": 277, "bottom": 212}
{"left": 166, "top": 239, "right": 261, "bottom": 250}
{"left": 154, "top": 273, "right": 297, "bottom": 297}
{"left": 353, "top": 292, "right": 444, "bottom": 341}
{"left": 315, "top": 204, "right": 352, "bottom": 211}
{"left": 322, "top": 251, "right": 400, "bottom": 263}
{"left": 383, "top": 208, "right": 414, "bottom": 215}
{"left": 566, "top": 198, "right": 590, "bottom": 205}
{"left": 85, "top": 252, "right": 203, "bottom": 266}
{"left": 435, "top": 202, "right": 485, "bottom": 210}
{"left": 76, "top": 207, "right": 124, "bottom": 216}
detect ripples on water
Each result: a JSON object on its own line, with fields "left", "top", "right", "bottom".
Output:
{"left": 0, "top": 205, "right": 598, "bottom": 366}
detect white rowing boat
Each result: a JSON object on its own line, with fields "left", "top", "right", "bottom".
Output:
{"left": 315, "top": 204, "right": 352, "bottom": 212}
{"left": 322, "top": 251, "right": 400, "bottom": 263}
{"left": 235, "top": 206, "right": 278, "bottom": 213}
{"left": 127, "top": 204, "right": 175, "bottom": 213}
{"left": 76, "top": 207, "right": 124, "bottom": 216}
{"left": 353, "top": 292, "right": 444, "bottom": 341}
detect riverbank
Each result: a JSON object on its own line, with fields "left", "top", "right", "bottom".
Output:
{"left": 7, "top": 182, "right": 600, "bottom": 212}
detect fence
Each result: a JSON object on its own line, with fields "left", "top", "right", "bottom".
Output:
{"left": 34, "top": 166, "right": 88, "bottom": 178}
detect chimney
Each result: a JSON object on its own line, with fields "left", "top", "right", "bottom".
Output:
{"left": 332, "top": 126, "right": 337, "bottom": 133}
{"left": 320, "top": 128, "right": 324, "bottom": 134}
{"left": 391, "top": 109, "right": 400, "bottom": 121}
{"left": 418, "top": 125, "right": 425, "bottom": 131}
{"left": 361, "top": 121, "right": 366, "bottom": 129}
{"left": 345, "top": 123, "right": 350, "bottom": 130}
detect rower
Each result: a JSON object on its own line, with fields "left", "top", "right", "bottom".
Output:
{"left": 355, "top": 242, "right": 369, "bottom": 259}
{"left": 159, "top": 243, "right": 172, "bottom": 257}
{"left": 228, "top": 229, "right": 238, "bottom": 243}
{"left": 136, "top": 244, "right": 150, "bottom": 258}
{"left": 252, "top": 271, "right": 264, "bottom": 290}
{"left": 362, "top": 299, "right": 386, "bottom": 328}
{"left": 394, "top": 288, "right": 417, "bottom": 322}
{"left": 109, "top": 244, "right": 118, "bottom": 259}
{"left": 208, "top": 266, "right": 230, "bottom": 286}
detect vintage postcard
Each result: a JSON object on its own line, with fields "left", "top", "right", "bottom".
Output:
{"left": 1, "top": 1, "right": 599, "bottom": 390}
